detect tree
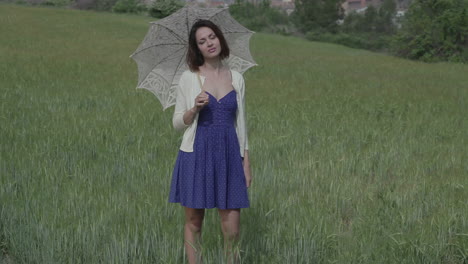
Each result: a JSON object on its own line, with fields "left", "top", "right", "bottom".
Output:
{"left": 293, "top": 0, "right": 345, "bottom": 33}
{"left": 376, "top": 0, "right": 397, "bottom": 34}
{"left": 363, "top": 5, "right": 378, "bottom": 32}
{"left": 392, "top": 0, "right": 468, "bottom": 62}
{"left": 229, "top": 0, "right": 290, "bottom": 33}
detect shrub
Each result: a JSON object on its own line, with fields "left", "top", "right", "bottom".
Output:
{"left": 392, "top": 0, "right": 468, "bottom": 63}
{"left": 72, "top": 0, "right": 119, "bottom": 11}
{"left": 306, "top": 31, "right": 390, "bottom": 51}
{"left": 112, "top": 0, "right": 146, "bottom": 13}
{"left": 34, "top": 0, "right": 72, "bottom": 6}
{"left": 148, "top": 0, "right": 183, "bottom": 19}
{"left": 229, "top": 0, "right": 292, "bottom": 34}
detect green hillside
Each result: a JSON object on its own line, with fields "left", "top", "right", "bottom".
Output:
{"left": 1, "top": 4, "right": 467, "bottom": 263}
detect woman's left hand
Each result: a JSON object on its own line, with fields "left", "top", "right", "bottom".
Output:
{"left": 243, "top": 160, "right": 252, "bottom": 188}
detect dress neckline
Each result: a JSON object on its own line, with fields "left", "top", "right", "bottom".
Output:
{"left": 198, "top": 69, "right": 234, "bottom": 87}
{"left": 205, "top": 89, "right": 235, "bottom": 103}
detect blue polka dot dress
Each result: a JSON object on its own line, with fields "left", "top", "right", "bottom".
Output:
{"left": 169, "top": 90, "right": 250, "bottom": 209}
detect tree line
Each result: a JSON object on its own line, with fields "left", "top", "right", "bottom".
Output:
{"left": 293, "top": 0, "right": 468, "bottom": 63}
{"left": 11, "top": 0, "right": 467, "bottom": 63}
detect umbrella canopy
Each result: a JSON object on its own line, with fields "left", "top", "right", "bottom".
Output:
{"left": 130, "top": 6, "right": 257, "bottom": 110}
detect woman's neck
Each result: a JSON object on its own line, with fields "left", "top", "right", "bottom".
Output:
{"left": 201, "top": 58, "right": 223, "bottom": 76}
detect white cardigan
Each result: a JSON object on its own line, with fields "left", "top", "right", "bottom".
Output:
{"left": 172, "top": 70, "right": 249, "bottom": 157}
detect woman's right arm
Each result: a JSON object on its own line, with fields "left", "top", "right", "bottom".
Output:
{"left": 182, "top": 107, "right": 198, "bottom": 126}
{"left": 173, "top": 80, "right": 190, "bottom": 131}
{"left": 173, "top": 77, "right": 209, "bottom": 130}
{"left": 184, "top": 91, "right": 209, "bottom": 124}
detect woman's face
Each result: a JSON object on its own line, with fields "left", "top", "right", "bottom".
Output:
{"left": 195, "top": 27, "right": 221, "bottom": 60}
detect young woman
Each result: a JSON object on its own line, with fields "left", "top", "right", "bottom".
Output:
{"left": 168, "top": 19, "right": 252, "bottom": 264}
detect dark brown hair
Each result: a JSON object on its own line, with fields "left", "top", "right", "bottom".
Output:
{"left": 186, "top": 19, "right": 230, "bottom": 72}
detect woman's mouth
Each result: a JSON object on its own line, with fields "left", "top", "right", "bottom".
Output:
{"left": 208, "top": 48, "right": 216, "bottom": 53}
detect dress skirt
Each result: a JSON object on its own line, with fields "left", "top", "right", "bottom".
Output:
{"left": 169, "top": 90, "right": 250, "bottom": 209}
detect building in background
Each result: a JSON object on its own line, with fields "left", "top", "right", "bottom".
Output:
{"left": 342, "top": 0, "right": 411, "bottom": 15}
{"left": 270, "top": 0, "right": 295, "bottom": 15}
{"left": 187, "top": 0, "right": 229, "bottom": 7}
{"left": 185, "top": 0, "right": 295, "bottom": 14}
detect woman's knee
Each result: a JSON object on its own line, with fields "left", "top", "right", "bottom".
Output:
{"left": 185, "top": 208, "right": 205, "bottom": 232}
{"left": 222, "top": 225, "right": 240, "bottom": 240}
{"left": 219, "top": 209, "right": 240, "bottom": 240}
{"left": 185, "top": 218, "right": 203, "bottom": 233}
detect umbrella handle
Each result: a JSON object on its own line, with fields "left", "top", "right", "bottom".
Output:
{"left": 197, "top": 72, "right": 204, "bottom": 92}
{"left": 196, "top": 72, "right": 210, "bottom": 108}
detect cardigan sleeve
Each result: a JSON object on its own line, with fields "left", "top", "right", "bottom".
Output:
{"left": 238, "top": 74, "right": 249, "bottom": 151}
{"left": 172, "top": 74, "right": 189, "bottom": 131}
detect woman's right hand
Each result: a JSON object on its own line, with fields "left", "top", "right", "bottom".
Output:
{"left": 193, "top": 91, "right": 209, "bottom": 112}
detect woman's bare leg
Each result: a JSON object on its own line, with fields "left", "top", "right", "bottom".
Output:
{"left": 184, "top": 207, "right": 205, "bottom": 264}
{"left": 218, "top": 209, "right": 241, "bottom": 264}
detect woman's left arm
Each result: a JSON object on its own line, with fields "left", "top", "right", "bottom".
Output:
{"left": 243, "top": 150, "right": 252, "bottom": 188}
{"left": 236, "top": 71, "right": 251, "bottom": 188}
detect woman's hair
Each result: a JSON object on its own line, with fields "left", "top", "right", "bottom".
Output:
{"left": 186, "top": 19, "right": 230, "bottom": 72}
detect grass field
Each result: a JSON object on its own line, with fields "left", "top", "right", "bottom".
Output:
{"left": 1, "top": 3, "right": 467, "bottom": 263}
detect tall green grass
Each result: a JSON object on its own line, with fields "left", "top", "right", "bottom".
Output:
{"left": 1, "top": 4, "right": 467, "bottom": 263}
